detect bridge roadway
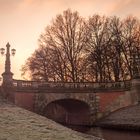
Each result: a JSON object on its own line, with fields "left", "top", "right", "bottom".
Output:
{"left": 12, "top": 80, "right": 132, "bottom": 126}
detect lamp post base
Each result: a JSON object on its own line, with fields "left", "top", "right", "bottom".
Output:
{"left": 1, "top": 72, "right": 14, "bottom": 102}
{"left": 2, "top": 72, "right": 13, "bottom": 86}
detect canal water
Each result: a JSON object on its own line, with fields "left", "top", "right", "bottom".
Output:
{"left": 64, "top": 125, "right": 140, "bottom": 140}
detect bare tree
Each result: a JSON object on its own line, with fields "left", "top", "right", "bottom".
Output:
{"left": 85, "top": 15, "right": 111, "bottom": 82}
{"left": 22, "top": 9, "right": 87, "bottom": 82}
{"left": 86, "top": 15, "right": 140, "bottom": 82}
{"left": 121, "top": 16, "right": 140, "bottom": 79}
{"left": 21, "top": 46, "right": 53, "bottom": 81}
{"left": 22, "top": 11, "right": 140, "bottom": 83}
{"left": 39, "top": 9, "right": 87, "bottom": 82}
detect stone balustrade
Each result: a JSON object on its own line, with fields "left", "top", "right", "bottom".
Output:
{"left": 13, "top": 79, "right": 131, "bottom": 92}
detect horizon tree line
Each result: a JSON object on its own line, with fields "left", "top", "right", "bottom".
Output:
{"left": 21, "top": 9, "right": 140, "bottom": 83}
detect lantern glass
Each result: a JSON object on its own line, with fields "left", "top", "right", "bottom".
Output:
{"left": 11, "top": 49, "right": 16, "bottom": 56}
{"left": 0, "top": 48, "right": 5, "bottom": 55}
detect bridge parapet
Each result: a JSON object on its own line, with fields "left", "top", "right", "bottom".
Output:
{"left": 13, "top": 79, "right": 131, "bottom": 92}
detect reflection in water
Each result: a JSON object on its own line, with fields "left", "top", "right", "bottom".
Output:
{"left": 63, "top": 124, "right": 140, "bottom": 140}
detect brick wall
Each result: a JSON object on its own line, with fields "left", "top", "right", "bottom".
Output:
{"left": 97, "top": 92, "right": 125, "bottom": 112}
{"left": 15, "top": 92, "right": 35, "bottom": 111}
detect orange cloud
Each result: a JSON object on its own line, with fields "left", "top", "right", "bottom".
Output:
{"left": 108, "top": 0, "right": 140, "bottom": 17}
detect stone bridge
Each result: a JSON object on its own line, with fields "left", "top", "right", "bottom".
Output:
{"left": 0, "top": 42, "right": 139, "bottom": 126}
{"left": 10, "top": 79, "right": 133, "bottom": 126}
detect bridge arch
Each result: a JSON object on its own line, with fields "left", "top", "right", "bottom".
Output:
{"left": 42, "top": 98, "right": 91, "bottom": 125}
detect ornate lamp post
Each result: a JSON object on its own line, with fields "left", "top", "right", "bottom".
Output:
{"left": 0, "top": 42, "right": 16, "bottom": 87}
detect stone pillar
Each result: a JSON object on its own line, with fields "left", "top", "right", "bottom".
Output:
{"left": 131, "top": 78, "right": 140, "bottom": 104}
{"left": 130, "top": 52, "right": 140, "bottom": 104}
{"left": 89, "top": 93, "right": 99, "bottom": 125}
{"left": 1, "top": 43, "right": 14, "bottom": 102}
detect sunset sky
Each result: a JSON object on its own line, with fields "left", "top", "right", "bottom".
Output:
{"left": 0, "top": 0, "right": 140, "bottom": 80}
